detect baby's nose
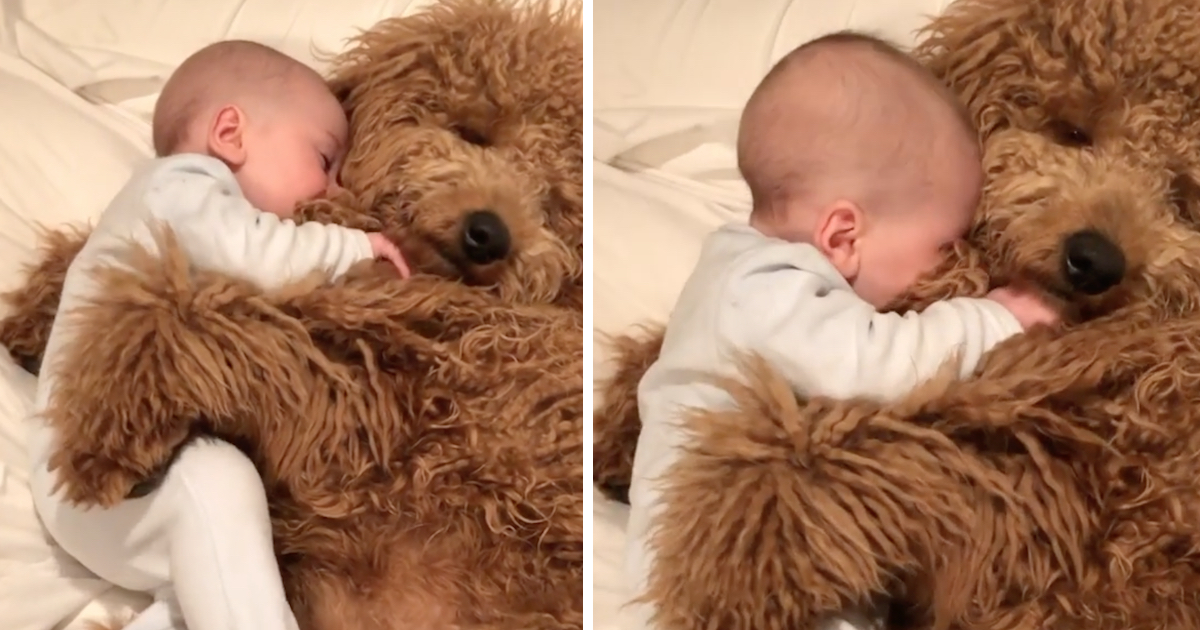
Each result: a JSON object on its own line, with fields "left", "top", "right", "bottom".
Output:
{"left": 326, "top": 181, "right": 346, "bottom": 198}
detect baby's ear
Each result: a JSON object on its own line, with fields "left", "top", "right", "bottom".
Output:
{"left": 810, "top": 200, "right": 865, "bottom": 278}
{"left": 207, "top": 105, "right": 248, "bottom": 167}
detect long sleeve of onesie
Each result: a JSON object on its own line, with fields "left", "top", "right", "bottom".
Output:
{"left": 719, "top": 250, "right": 1023, "bottom": 401}
{"left": 141, "top": 155, "right": 374, "bottom": 289}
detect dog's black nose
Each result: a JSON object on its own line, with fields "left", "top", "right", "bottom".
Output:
{"left": 461, "top": 210, "right": 511, "bottom": 264}
{"left": 1061, "top": 229, "right": 1125, "bottom": 295}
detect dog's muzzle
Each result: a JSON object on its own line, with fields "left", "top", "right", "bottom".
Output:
{"left": 461, "top": 210, "right": 511, "bottom": 264}
{"left": 1061, "top": 229, "right": 1126, "bottom": 295}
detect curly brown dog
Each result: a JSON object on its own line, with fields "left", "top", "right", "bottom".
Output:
{"left": 0, "top": 1, "right": 583, "bottom": 630}
{"left": 593, "top": 0, "right": 1200, "bottom": 629}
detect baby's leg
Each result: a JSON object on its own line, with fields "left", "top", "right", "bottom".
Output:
{"left": 30, "top": 437, "right": 299, "bottom": 630}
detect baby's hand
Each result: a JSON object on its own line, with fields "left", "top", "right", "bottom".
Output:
{"left": 368, "top": 233, "right": 411, "bottom": 278}
{"left": 987, "top": 285, "right": 1060, "bottom": 330}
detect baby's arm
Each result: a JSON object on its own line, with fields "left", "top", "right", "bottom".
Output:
{"left": 144, "top": 156, "right": 373, "bottom": 288}
{"left": 720, "top": 265, "right": 1023, "bottom": 401}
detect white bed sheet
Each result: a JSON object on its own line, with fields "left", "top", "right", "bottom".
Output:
{"left": 591, "top": 0, "right": 955, "bottom": 623}
{"left": 0, "top": 48, "right": 153, "bottom": 629}
{"left": 0, "top": 0, "right": 528, "bottom": 627}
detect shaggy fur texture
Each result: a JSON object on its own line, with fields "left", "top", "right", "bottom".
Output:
{"left": 592, "top": 0, "right": 1200, "bottom": 628}
{"left": 0, "top": 1, "right": 582, "bottom": 629}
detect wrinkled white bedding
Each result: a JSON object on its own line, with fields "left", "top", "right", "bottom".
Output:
{"left": 591, "top": 0, "right": 954, "bottom": 625}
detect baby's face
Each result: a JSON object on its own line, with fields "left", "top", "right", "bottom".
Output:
{"left": 237, "top": 78, "right": 349, "bottom": 218}
{"left": 855, "top": 159, "right": 981, "bottom": 308}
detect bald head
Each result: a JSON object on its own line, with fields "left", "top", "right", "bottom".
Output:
{"left": 739, "top": 31, "right": 980, "bottom": 232}
{"left": 153, "top": 40, "right": 328, "bottom": 156}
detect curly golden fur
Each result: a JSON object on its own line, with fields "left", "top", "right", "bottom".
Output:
{"left": 0, "top": 1, "right": 582, "bottom": 629}
{"left": 592, "top": 0, "right": 1200, "bottom": 628}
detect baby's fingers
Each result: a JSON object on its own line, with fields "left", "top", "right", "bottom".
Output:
{"left": 386, "top": 247, "right": 412, "bottom": 279}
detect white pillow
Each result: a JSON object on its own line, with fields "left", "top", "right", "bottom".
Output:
{"left": 593, "top": 0, "right": 956, "bottom": 183}
{"left": 8, "top": 0, "right": 443, "bottom": 122}
{"left": 595, "top": 0, "right": 955, "bottom": 114}
{"left": 13, "top": 0, "right": 437, "bottom": 77}
{"left": 592, "top": 161, "right": 744, "bottom": 384}
{"left": 0, "top": 54, "right": 150, "bottom": 314}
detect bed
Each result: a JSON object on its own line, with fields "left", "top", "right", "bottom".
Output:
{"left": 0, "top": 0, "right": 515, "bottom": 627}
{"left": 591, "top": 0, "right": 957, "bottom": 627}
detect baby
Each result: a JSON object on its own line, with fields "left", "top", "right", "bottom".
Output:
{"left": 623, "top": 32, "right": 1059, "bottom": 630}
{"left": 29, "top": 41, "right": 405, "bottom": 630}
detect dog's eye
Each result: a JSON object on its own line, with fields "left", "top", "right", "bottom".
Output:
{"left": 452, "top": 125, "right": 490, "bottom": 147}
{"left": 1046, "top": 119, "right": 1093, "bottom": 147}
{"left": 1169, "top": 172, "right": 1200, "bottom": 223}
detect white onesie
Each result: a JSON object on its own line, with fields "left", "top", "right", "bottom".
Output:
{"left": 623, "top": 222, "right": 1022, "bottom": 630}
{"left": 28, "top": 153, "right": 374, "bottom": 630}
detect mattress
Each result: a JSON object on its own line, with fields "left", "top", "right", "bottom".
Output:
{"left": 0, "top": 0, "right": 503, "bottom": 627}
{"left": 591, "top": 0, "right": 954, "bottom": 626}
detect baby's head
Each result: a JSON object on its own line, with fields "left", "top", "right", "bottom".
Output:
{"left": 739, "top": 32, "right": 981, "bottom": 308}
{"left": 153, "top": 40, "right": 348, "bottom": 218}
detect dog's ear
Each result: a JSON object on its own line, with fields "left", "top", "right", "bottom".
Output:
{"left": 323, "top": 12, "right": 440, "bottom": 107}
{"left": 914, "top": 0, "right": 1033, "bottom": 77}
{"left": 912, "top": 0, "right": 1036, "bottom": 136}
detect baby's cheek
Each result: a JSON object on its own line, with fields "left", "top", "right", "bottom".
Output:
{"left": 899, "top": 247, "right": 944, "bottom": 292}
{"left": 927, "top": 245, "right": 953, "bottom": 273}
{"left": 299, "top": 170, "right": 332, "bottom": 202}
